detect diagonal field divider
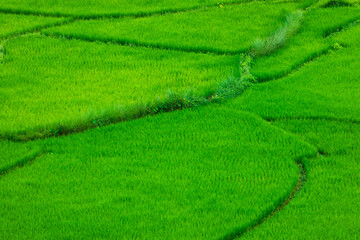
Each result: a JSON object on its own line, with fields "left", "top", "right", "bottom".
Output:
{"left": 0, "top": 40, "right": 344, "bottom": 142}
{"left": 252, "top": 5, "right": 360, "bottom": 81}
{"left": 0, "top": 151, "right": 45, "bottom": 178}
{"left": 0, "top": 16, "right": 74, "bottom": 41}
{"left": 41, "top": 33, "right": 240, "bottom": 56}
{"left": 0, "top": 44, "right": 4, "bottom": 64}
{"left": 41, "top": 1, "right": 301, "bottom": 56}
{"left": 4, "top": 1, "right": 357, "bottom": 142}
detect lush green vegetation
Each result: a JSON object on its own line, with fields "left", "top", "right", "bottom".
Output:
{"left": 228, "top": 43, "right": 360, "bottom": 121}
{"left": 250, "top": 6, "right": 360, "bottom": 80}
{"left": 313, "top": 0, "right": 360, "bottom": 8}
{"left": 43, "top": 2, "right": 298, "bottom": 54}
{"left": 0, "top": 13, "right": 67, "bottom": 39}
{"left": 241, "top": 119, "right": 360, "bottom": 239}
{"left": 227, "top": 24, "right": 360, "bottom": 239}
{"left": 242, "top": 120, "right": 360, "bottom": 239}
{"left": 0, "top": 141, "right": 41, "bottom": 173}
{"left": 0, "top": 107, "right": 317, "bottom": 239}
{"left": 0, "top": 35, "right": 237, "bottom": 139}
{"left": 0, "top": 0, "right": 285, "bottom": 17}
{"left": 1, "top": 0, "right": 360, "bottom": 239}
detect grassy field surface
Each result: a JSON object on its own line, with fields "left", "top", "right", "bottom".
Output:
{"left": 313, "top": 0, "right": 360, "bottom": 7}
{"left": 43, "top": 2, "right": 298, "bottom": 54}
{"left": 251, "top": 6, "right": 360, "bottom": 80}
{"left": 0, "top": 107, "right": 316, "bottom": 239}
{"left": 1, "top": 0, "right": 359, "bottom": 239}
{"left": 0, "top": 13, "right": 67, "bottom": 39}
{"left": 0, "top": 0, "right": 285, "bottom": 17}
{"left": 0, "top": 35, "right": 237, "bottom": 139}
{"left": 242, "top": 120, "right": 360, "bottom": 239}
{"left": 333, "top": 18, "right": 360, "bottom": 45}
{"left": 0, "top": 141, "right": 41, "bottom": 173}
{"left": 227, "top": 24, "right": 360, "bottom": 238}
{"left": 228, "top": 30, "right": 360, "bottom": 121}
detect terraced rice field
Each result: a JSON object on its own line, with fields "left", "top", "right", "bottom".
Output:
{"left": 1, "top": 0, "right": 359, "bottom": 239}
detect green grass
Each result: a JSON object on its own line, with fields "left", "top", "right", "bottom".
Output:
{"left": 1, "top": 1, "right": 360, "bottom": 239}
{"left": 43, "top": 2, "right": 298, "bottom": 54}
{"left": 0, "top": 0, "right": 285, "bottom": 18}
{"left": 227, "top": 47, "right": 360, "bottom": 121}
{"left": 313, "top": 0, "right": 360, "bottom": 8}
{"left": 242, "top": 120, "right": 360, "bottom": 239}
{"left": 250, "top": 6, "right": 360, "bottom": 80}
{"left": 0, "top": 106, "right": 317, "bottom": 239}
{"left": 0, "top": 35, "right": 238, "bottom": 139}
{"left": 226, "top": 24, "right": 360, "bottom": 239}
{"left": 333, "top": 18, "right": 360, "bottom": 46}
{"left": 0, "top": 13, "right": 68, "bottom": 39}
{"left": 0, "top": 141, "right": 41, "bottom": 173}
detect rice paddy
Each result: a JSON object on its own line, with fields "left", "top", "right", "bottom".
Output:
{"left": 43, "top": 2, "right": 298, "bottom": 54}
{"left": 1, "top": 0, "right": 359, "bottom": 239}
{"left": 0, "top": 13, "right": 68, "bottom": 39}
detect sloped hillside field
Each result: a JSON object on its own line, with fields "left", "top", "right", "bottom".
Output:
{"left": 1, "top": 0, "right": 359, "bottom": 239}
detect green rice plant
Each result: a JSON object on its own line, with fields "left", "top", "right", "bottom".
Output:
{"left": 43, "top": 2, "right": 299, "bottom": 54}
{"left": 332, "top": 20, "right": 360, "bottom": 46}
{"left": 242, "top": 120, "right": 360, "bottom": 239}
{"left": 315, "top": 0, "right": 359, "bottom": 8}
{"left": 0, "top": 35, "right": 238, "bottom": 140}
{"left": 0, "top": 0, "right": 285, "bottom": 18}
{"left": 227, "top": 47, "right": 360, "bottom": 121}
{"left": 0, "top": 13, "right": 68, "bottom": 39}
{"left": 306, "top": 0, "right": 360, "bottom": 10}
{"left": 0, "top": 107, "right": 317, "bottom": 239}
{"left": 1, "top": 3, "right": 359, "bottom": 239}
{"left": 226, "top": 27, "right": 360, "bottom": 238}
{"left": 251, "top": 6, "right": 360, "bottom": 81}
{"left": 252, "top": 10, "right": 304, "bottom": 56}
{"left": 0, "top": 141, "right": 42, "bottom": 173}
{"left": 0, "top": 44, "right": 3, "bottom": 63}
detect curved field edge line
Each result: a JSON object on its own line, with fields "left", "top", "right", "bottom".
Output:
{"left": 3, "top": 5, "right": 355, "bottom": 142}
{"left": 41, "top": 32, "right": 243, "bottom": 56}
{"left": 0, "top": 54, "right": 254, "bottom": 142}
{"left": 319, "top": 0, "right": 356, "bottom": 8}
{"left": 40, "top": 2, "right": 303, "bottom": 56}
{"left": 0, "top": 111, "right": 316, "bottom": 239}
{"left": 219, "top": 157, "right": 311, "bottom": 240}
{"left": 0, "top": 150, "right": 45, "bottom": 178}
{"left": 323, "top": 18, "right": 360, "bottom": 38}
{"left": 0, "top": 0, "right": 297, "bottom": 19}
{"left": 256, "top": 45, "right": 336, "bottom": 82}
{"left": 254, "top": 16, "right": 360, "bottom": 82}
{"left": 0, "top": 28, "right": 344, "bottom": 142}
{"left": 0, "top": 0, "right": 252, "bottom": 19}
{"left": 0, "top": 18, "right": 74, "bottom": 41}
{"left": 308, "top": 0, "right": 360, "bottom": 10}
